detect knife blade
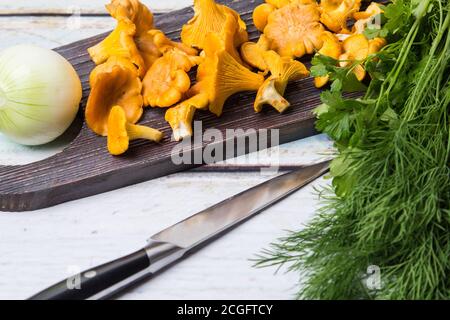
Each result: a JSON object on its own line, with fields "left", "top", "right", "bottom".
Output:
{"left": 29, "top": 161, "right": 330, "bottom": 300}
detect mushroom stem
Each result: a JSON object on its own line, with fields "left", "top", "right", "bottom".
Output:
{"left": 126, "top": 123, "right": 164, "bottom": 142}
{"left": 255, "top": 79, "right": 290, "bottom": 113}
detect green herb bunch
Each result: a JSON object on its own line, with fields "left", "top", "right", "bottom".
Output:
{"left": 257, "top": 0, "right": 450, "bottom": 299}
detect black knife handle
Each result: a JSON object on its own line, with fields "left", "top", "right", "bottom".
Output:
{"left": 28, "top": 249, "right": 150, "bottom": 300}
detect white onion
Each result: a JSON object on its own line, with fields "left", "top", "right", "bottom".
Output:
{"left": 0, "top": 45, "right": 82, "bottom": 146}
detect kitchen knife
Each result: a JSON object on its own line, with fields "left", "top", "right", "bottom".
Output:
{"left": 29, "top": 161, "right": 330, "bottom": 300}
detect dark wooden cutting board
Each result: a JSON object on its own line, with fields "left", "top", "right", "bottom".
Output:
{"left": 0, "top": 0, "right": 353, "bottom": 212}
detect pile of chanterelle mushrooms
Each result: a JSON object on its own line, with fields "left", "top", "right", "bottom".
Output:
{"left": 85, "top": 0, "right": 386, "bottom": 155}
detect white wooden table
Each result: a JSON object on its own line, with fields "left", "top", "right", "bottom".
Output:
{"left": 0, "top": 0, "right": 333, "bottom": 300}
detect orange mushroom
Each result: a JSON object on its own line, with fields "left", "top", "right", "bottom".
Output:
{"left": 107, "top": 105, "right": 163, "bottom": 155}
{"left": 339, "top": 34, "right": 386, "bottom": 81}
{"left": 142, "top": 49, "right": 202, "bottom": 108}
{"left": 240, "top": 35, "right": 271, "bottom": 71}
{"left": 166, "top": 32, "right": 265, "bottom": 141}
{"left": 181, "top": 0, "right": 248, "bottom": 50}
{"left": 319, "top": 0, "right": 362, "bottom": 33}
{"left": 253, "top": 3, "right": 276, "bottom": 32}
{"left": 87, "top": 0, "right": 152, "bottom": 77}
{"left": 165, "top": 97, "right": 203, "bottom": 141}
{"left": 254, "top": 51, "right": 309, "bottom": 113}
{"left": 86, "top": 56, "right": 143, "bottom": 136}
{"left": 87, "top": 22, "right": 146, "bottom": 77}
{"left": 253, "top": 0, "right": 318, "bottom": 36}
{"left": 314, "top": 32, "right": 342, "bottom": 88}
{"left": 263, "top": 2, "right": 325, "bottom": 59}
{"left": 353, "top": 2, "right": 384, "bottom": 34}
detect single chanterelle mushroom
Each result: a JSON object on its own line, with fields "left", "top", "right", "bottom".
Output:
{"left": 339, "top": 34, "right": 386, "bottom": 81}
{"left": 263, "top": 2, "right": 325, "bottom": 59}
{"left": 254, "top": 51, "right": 309, "bottom": 113}
{"left": 107, "top": 106, "right": 163, "bottom": 155}
{"left": 142, "top": 49, "right": 203, "bottom": 108}
{"left": 314, "top": 31, "right": 342, "bottom": 88}
{"left": 88, "top": 0, "right": 151, "bottom": 77}
{"left": 86, "top": 56, "right": 143, "bottom": 136}
{"left": 353, "top": 2, "right": 384, "bottom": 34}
{"left": 253, "top": 3, "right": 276, "bottom": 32}
{"left": 240, "top": 35, "right": 271, "bottom": 71}
{"left": 165, "top": 32, "right": 265, "bottom": 141}
{"left": 319, "top": 0, "right": 362, "bottom": 33}
{"left": 181, "top": 0, "right": 248, "bottom": 50}
{"left": 165, "top": 98, "right": 200, "bottom": 141}
{"left": 253, "top": 0, "right": 317, "bottom": 32}
{"left": 191, "top": 32, "right": 265, "bottom": 116}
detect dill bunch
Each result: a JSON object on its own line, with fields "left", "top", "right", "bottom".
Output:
{"left": 256, "top": 0, "right": 450, "bottom": 299}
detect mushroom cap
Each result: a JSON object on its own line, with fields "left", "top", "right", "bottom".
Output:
{"left": 142, "top": 49, "right": 201, "bottom": 108}
{"left": 253, "top": 3, "right": 276, "bottom": 32}
{"left": 353, "top": 3, "right": 384, "bottom": 34}
{"left": 88, "top": 0, "right": 156, "bottom": 77}
{"left": 106, "top": 0, "right": 154, "bottom": 37}
{"left": 87, "top": 21, "right": 146, "bottom": 77}
{"left": 181, "top": 0, "right": 248, "bottom": 50}
{"left": 240, "top": 35, "right": 271, "bottom": 71}
{"left": 255, "top": 50, "right": 309, "bottom": 112}
{"left": 319, "top": 0, "right": 362, "bottom": 33}
{"left": 318, "top": 31, "right": 342, "bottom": 59}
{"left": 353, "top": 2, "right": 383, "bottom": 21}
{"left": 264, "top": 2, "right": 325, "bottom": 58}
{"left": 192, "top": 32, "right": 265, "bottom": 116}
{"left": 86, "top": 56, "right": 143, "bottom": 136}
{"left": 341, "top": 33, "right": 369, "bottom": 61}
{"left": 339, "top": 34, "right": 373, "bottom": 81}
{"left": 266, "top": 0, "right": 291, "bottom": 8}
{"left": 107, "top": 105, "right": 130, "bottom": 156}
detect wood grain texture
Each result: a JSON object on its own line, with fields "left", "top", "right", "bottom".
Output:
{"left": 0, "top": 0, "right": 350, "bottom": 212}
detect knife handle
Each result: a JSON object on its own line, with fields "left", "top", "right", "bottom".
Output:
{"left": 28, "top": 241, "right": 185, "bottom": 300}
{"left": 28, "top": 249, "right": 150, "bottom": 300}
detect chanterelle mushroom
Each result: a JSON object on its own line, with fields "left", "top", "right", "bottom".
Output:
{"left": 263, "top": 2, "right": 325, "bottom": 59}
{"left": 339, "top": 34, "right": 386, "bottom": 81}
{"left": 240, "top": 35, "right": 271, "bottom": 71}
{"left": 107, "top": 105, "right": 163, "bottom": 155}
{"left": 88, "top": 0, "right": 151, "bottom": 77}
{"left": 191, "top": 32, "right": 265, "bottom": 116}
{"left": 314, "top": 31, "right": 342, "bottom": 88}
{"left": 253, "top": 0, "right": 318, "bottom": 34}
{"left": 165, "top": 97, "right": 202, "bottom": 141}
{"left": 253, "top": 3, "right": 276, "bottom": 32}
{"left": 353, "top": 2, "right": 384, "bottom": 34}
{"left": 319, "top": 0, "right": 362, "bottom": 33}
{"left": 142, "top": 49, "right": 202, "bottom": 108}
{"left": 166, "top": 32, "right": 265, "bottom": 141}
{"left": 254, "top": 51, "right": 309, "bottom": 113}
{"left": 86, "top": 56, "right": 143, "bottom": 136}
{"left": 181, "top": 0, "right": 248, "bottom": 50}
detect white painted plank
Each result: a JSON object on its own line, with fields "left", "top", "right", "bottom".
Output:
{"left": 0, "top": 16, "right": 113, "bottom": 50}
{"left": 0, "top": 0, "right": 192, "bottom": 14}
{"left": 0, "top": 170, "right": 327, "bottom": 300}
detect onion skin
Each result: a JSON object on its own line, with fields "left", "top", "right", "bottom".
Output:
{"left": 0, "top": 45, "right": 82, "bottom": 146}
